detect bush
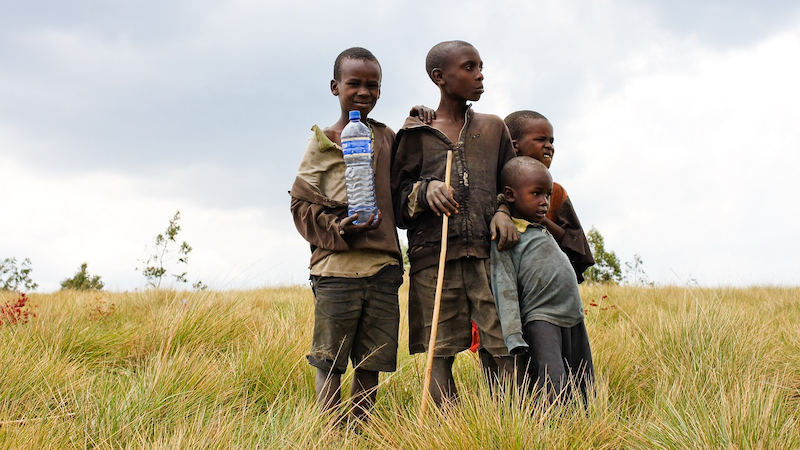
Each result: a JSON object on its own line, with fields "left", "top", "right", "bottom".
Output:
{"left": 60, "top": 262, "right": 105, "bottom": 291}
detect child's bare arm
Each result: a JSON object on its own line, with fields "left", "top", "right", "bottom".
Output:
{"left": 491, "top": 195, "right": 519, "bottom": 250}
{"left": 491, "top": 206, "right": 519, "bottom": 251}
{"left": 541, "top": 217, "right": 566, "bottom": 243}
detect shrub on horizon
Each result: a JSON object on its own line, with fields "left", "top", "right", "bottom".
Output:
{"left": 60, "top": 262, "right": 105, "bottom": 291}
{"left": 137, "top": 211, "right": 206, "bottom": 290}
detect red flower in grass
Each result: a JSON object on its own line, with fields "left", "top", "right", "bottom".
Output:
{"left": 0, "top": 292, "right": 37, "bottom": 326}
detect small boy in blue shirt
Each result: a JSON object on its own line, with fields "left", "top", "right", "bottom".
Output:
{"left": 490, "top": 156, "right": 594, "bottom": 402}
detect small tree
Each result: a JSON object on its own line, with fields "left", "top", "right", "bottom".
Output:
{"left": 584, "top": 227, "right": 622, "bottom": 284}
{"left": 60, "top": 262, "right": 105, "bottom": 291}
{"left": 138, "top": 211, "right": 205, "bottom": 289}
{"left": 624, "top": 253, "right": 653, "bottom": 286}
{"left": 0, "top": 257, "right": 38, "bottom": 291}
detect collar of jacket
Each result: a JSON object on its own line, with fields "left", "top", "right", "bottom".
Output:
{"left": 312, "top": 118, "right": 387, "bottom": 153}
{"left": 398, "top": 104, "right": 474, "bottom": 138}
{"left": 511, "top": 216, "right": 548, "bottom": 234}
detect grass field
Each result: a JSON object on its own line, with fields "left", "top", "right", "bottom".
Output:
{"left": 1, "top": 284, "right": 799, "bottom": 449}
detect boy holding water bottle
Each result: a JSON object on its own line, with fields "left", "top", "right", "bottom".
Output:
{"left": 289, "top": 47, "right": 430, "bottom": 421}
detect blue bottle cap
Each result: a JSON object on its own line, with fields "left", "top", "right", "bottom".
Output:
{"left": 349, "top": 110, "right": 361, "bottom": 121}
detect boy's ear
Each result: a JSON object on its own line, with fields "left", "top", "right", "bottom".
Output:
{"left": 430, "top": 68, "right": 444, "bottom": 86}
{"left": 330, "top": 79, "right": 339, "bottom": 96}
{"left": 511, "top": 139, "right": 518, "bottom": 151}
{"left": 503, "top": 186, "right": 515, "bottom": 202}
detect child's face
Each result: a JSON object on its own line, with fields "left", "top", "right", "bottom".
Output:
{"left": 505, "top": 167, "right": 552, "bottom": 224}
{"left": 514, "top": 119, "right": 555, "bottom": 168}
{"left": 331, "top": 58, "right": 382, "bottom": 119}
{"left": 438, "top": 46, "right": 484, "bottom": 102}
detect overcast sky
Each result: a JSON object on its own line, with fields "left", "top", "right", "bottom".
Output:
{"left": 2, "top": 0, "right": 799, "bottom": 292}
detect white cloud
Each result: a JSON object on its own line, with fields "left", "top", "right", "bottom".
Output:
{"left": 0, "top": 155, "right": 309, "bottom": 292}
{"left": 560, "top": 29, "right": 800, "bottom": 285}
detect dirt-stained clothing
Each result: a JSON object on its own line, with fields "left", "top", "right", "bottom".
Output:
{"left": 391, "top": 107, "right": 516, "bottom": 273}
{"left": 391, "top": 107, "right": 515, "bottom": 357}
{"left": 290, "top": 120, "right": 402, "bottom": 373}
{"left": 290, "top": 121, "right": 402, "bottom": 276}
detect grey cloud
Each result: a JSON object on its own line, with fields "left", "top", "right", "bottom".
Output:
{"left": 643, "top": 0, "right": 800, "bottom": 47}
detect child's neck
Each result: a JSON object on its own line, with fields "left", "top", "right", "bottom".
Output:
{"left": 432, "top": 98, "right": 469, "bottom": 143}
{"left": 326, "top": 112, "right": 368, "bottom": 144}
{"left": 333, "top": 111, "right": 367, "bottom": 131}
{"left": 509, "top": 207, "right": 540, "bottom": 225}
{"left": 435, "top": 97, "right": 469, "bottom": 122}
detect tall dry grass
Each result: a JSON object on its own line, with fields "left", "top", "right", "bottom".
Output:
{"left": 1, "top": 284, "right": 798, "bottom": 448}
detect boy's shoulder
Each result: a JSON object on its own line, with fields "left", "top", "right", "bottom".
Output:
{"left": 469, "top": 109, "right": 504, "bottom": 123}
{"left": 397, "top": 115, "right": 430, "bottom": 133}
{"left": 365, "top": 117, "right": 389, "bottom": 129}
{"left": 310, "top": 124, "right": 339, "bottom": 153}
{"left": 395, "top": 108, "right": 506, "bottom": 134}
{"left": 464, "top": 107, "right": 505, "bottom": 128}
{"left": 312, "top": 119, "right": 395, "bottom": 149}
{"left": 366, "top": 117, "right": 396, "bottom": 141}
{"left": 468, "top": 110, "right": 512, "bottom": 148}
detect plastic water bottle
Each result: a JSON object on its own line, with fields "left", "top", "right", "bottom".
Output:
{"left": 341, "top": 110, "right": 378, "bottom": 224}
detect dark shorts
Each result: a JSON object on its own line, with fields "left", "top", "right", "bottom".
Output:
{"left": 308, "top": 265, "right": 402, "bottom": 374}
{"left": 518, "top": 319, "right": 594, "bottom": 400}
{"left": 408, "top": 258, "right": 509, "bottom": 357}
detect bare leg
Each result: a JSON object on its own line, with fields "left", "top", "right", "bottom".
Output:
{"left": 430, "top": 356, "right": 457, "bottom": 407}
{"left": 315, "top": 367, "right": 341, "bottom": 412}
{"left": 350, "top": 369, "right": 379, "bottom": 421}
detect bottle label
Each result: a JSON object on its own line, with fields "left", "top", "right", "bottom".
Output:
{"left": 341, "top": 137, "right": 371, "bottom": 155}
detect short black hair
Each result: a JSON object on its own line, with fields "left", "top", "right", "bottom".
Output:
{"left": 504, "top": 110, "right": 549, "bottom": 141}
{"left": 425, "top": 40, "right": 474, "bottom": 81}
{"left": 333, "top": 47, "right": 381, "bottom": 81}
{"left": 500, "top": 156, "right": 549, "bottom": 189}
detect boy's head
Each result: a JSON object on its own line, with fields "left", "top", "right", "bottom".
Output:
{"left": 504, "top": 111, "right": 555, "bottom": 168}
{"left": 425, "top": 40, "right": 484, "bottom": 102}
{"left": 500, "top": 156, "right": 553, "bottom": 224}
{"left": 331, "top": 47, "right": 382, "bottom": 120}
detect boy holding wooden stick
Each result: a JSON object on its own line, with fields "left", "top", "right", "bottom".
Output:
{"left": 391, "top": 40, "right": 517, "bottom": 406}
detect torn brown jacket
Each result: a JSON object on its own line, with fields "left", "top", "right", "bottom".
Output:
{"left": 391, "top": 107, "right": 516, "bottom": 273}
{"left": 289, "top": 120, "right": 402, "bottom": 276}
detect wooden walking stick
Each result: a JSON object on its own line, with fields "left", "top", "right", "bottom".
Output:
{"left": 420, "top": 149, "right": 454, "bottom": 417}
